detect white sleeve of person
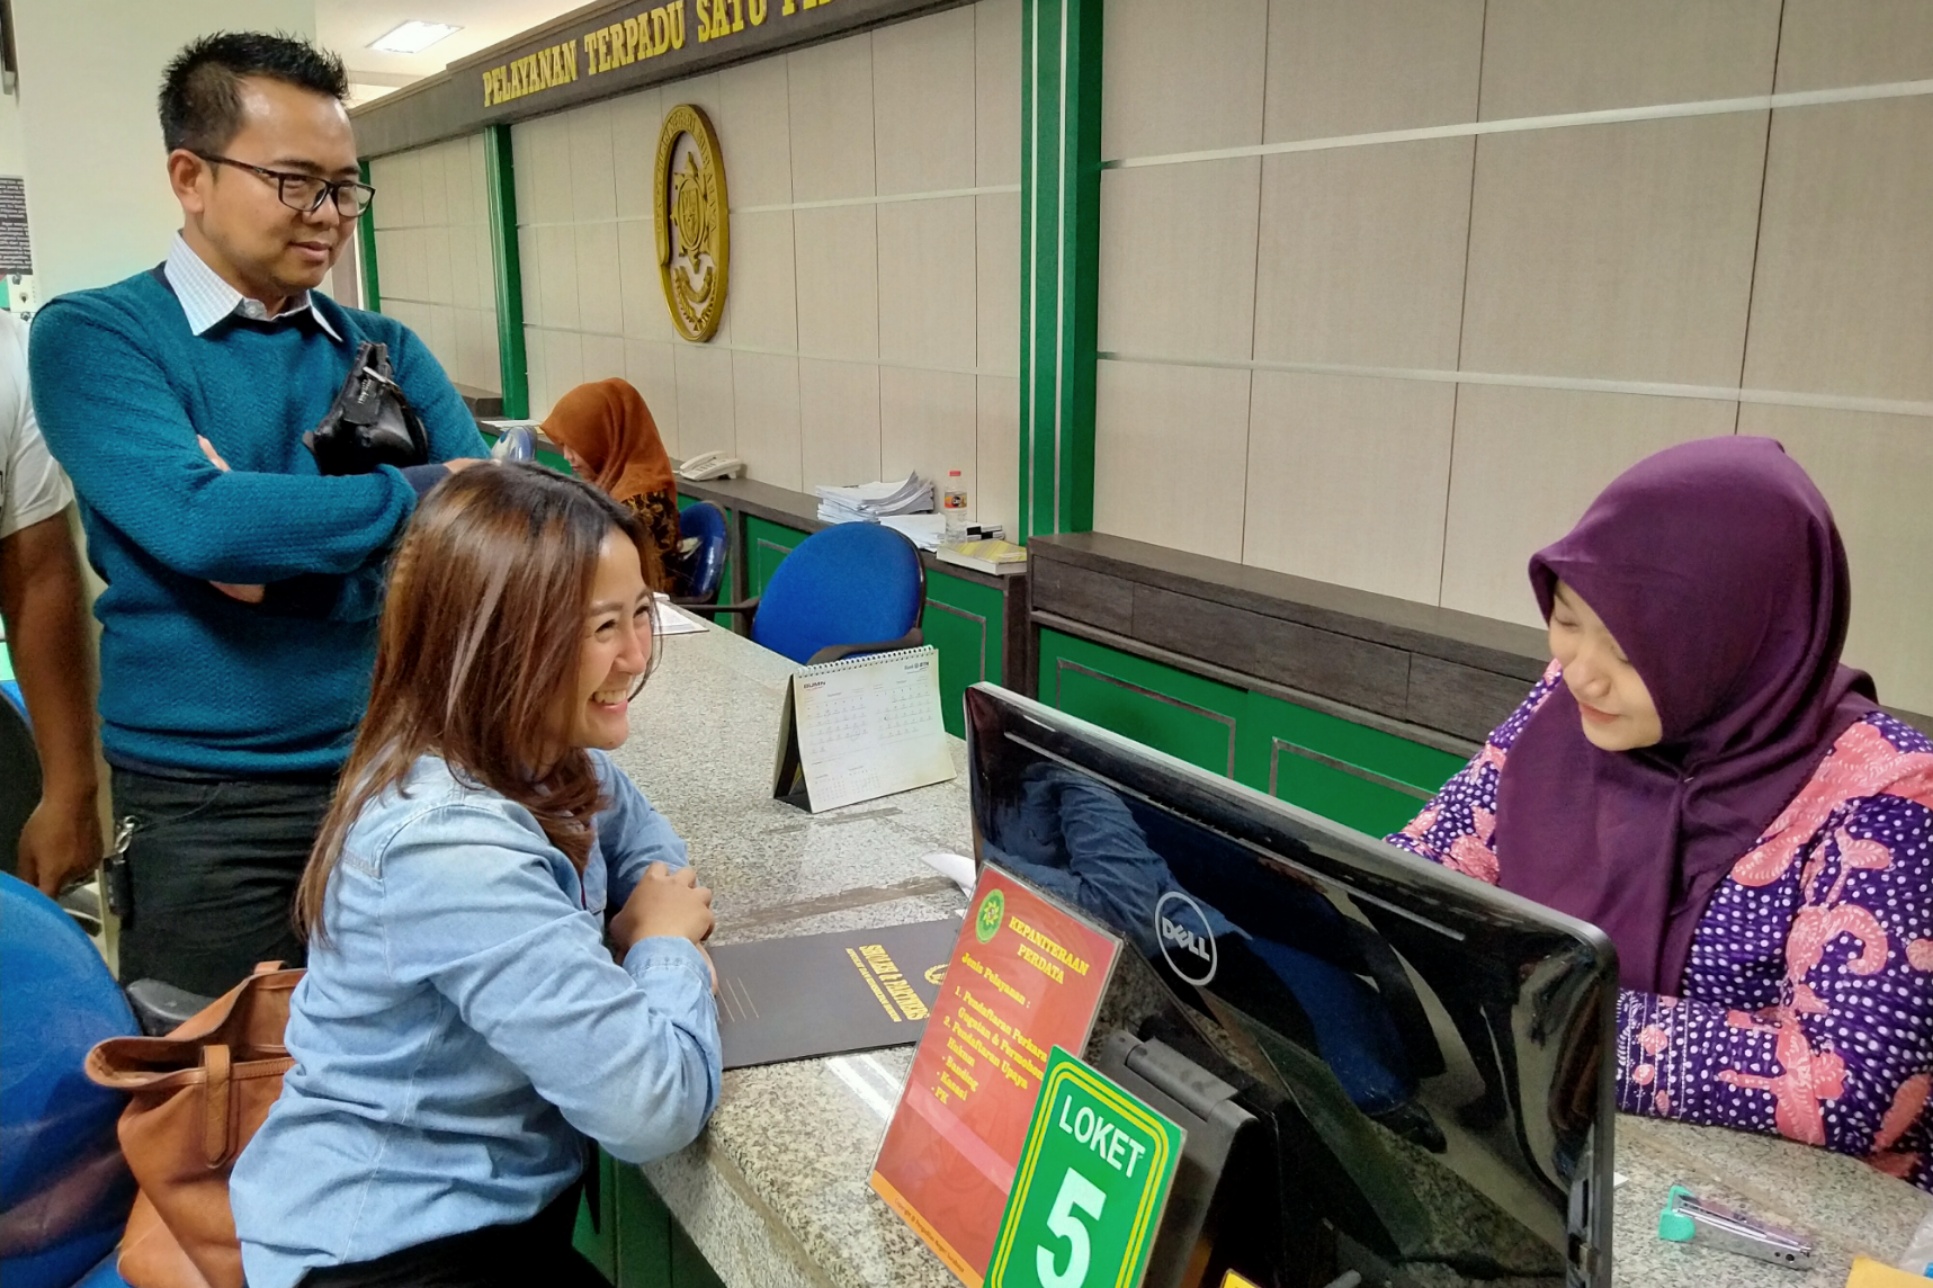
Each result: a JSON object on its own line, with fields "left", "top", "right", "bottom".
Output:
{"left": 0, "top": 312, "right": 75, "bottom": 540}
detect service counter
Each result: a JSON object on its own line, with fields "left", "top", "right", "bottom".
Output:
{"left": 601, "top": 620, "right": 1930, "bottom": 1288}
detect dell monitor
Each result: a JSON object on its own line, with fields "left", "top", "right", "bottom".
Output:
{"left": 964, "top": 684, "right": 1618, "bottom": 1288}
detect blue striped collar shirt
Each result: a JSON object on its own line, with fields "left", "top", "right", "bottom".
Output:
{"left": 164, "top": 234, "right": 343, "bottom": 343}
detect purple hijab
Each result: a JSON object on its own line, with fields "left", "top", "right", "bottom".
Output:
{"left": 1494, "top": 437, "right": 1877, "bottom": 994}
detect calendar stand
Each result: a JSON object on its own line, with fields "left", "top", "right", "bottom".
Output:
{"left": 770, "top": 646, "right": 955, "bottom": 813}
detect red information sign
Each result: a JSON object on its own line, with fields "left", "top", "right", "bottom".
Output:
{"left": 870, "top": 867, "right": 1122, "bottom": 1286}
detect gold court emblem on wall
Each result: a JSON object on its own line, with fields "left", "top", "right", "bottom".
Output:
{"left": 654, "top": 104, "right": 729, "bottom": 343}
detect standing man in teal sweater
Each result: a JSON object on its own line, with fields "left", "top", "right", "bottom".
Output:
{"left": 29, "top": 33, "right": 487, "bottom": 995}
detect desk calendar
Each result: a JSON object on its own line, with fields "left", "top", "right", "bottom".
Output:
{"left": 772, "top": 646, "right": 956, "bottom": 812}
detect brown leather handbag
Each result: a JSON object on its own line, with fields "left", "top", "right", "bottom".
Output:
{"left": 84, "top": 963, "right": 303, "bottom": 1288}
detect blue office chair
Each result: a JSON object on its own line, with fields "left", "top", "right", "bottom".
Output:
{"left": 0, "top": 875, "right": 137, "bottom": 1288}
{"left": 708, "top": 522, "right": 925, "bottom": 665}
{"left": 666, "top": 500, "right": 728, "bottom": 606}
{"left": 488, "top": 424, "right": 536, "bottom": 463}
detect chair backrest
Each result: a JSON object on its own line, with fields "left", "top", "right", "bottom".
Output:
{"left": 0, "top": 689, "right": 39, "bottom": 878}
{"left": 751, "top": 522, "right": 925, "bottom": 665}
{"left": 0, "top": 874, "right": 138, "bottom": 1287}
{"left": 489, "top": 424, "right": 536, "bottom": 463}
{"left": 669, "top": 500, "right": 729, "bottom": 604}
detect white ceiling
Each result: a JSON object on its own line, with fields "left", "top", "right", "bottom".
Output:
{"left": 317, "top": 0, "right": 589, "bottom": 103}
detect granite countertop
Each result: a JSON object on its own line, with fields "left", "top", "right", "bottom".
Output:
{"left": 613, "top": 623, "right": 1931, "bottom": 1288}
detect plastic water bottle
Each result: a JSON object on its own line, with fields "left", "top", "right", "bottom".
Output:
{"left": 942, "top": 469, "right": 969, "bottom": 543}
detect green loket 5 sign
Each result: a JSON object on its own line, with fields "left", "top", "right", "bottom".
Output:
{"left": 987, "top": 1047, "right": 1184, "bottom": 1288}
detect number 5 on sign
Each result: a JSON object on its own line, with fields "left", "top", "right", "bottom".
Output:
{"left": 987, "top": 1047, "right": 1184, "bottom": 1288}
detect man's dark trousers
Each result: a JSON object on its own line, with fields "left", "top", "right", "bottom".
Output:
{"left": 111, "top": 766, "right": 332, "bottom": 997}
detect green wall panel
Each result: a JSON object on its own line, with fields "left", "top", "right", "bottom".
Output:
{"left": 745, "top": 515, "right": 807, "bottom": 599}
{"left": 1037, "top": 629, "right": 1242, "bottom": 780}
{"left": 925, "top": 570, "right": 1006, "bottom": 737}
{"left": 613, "top": 1163, "right": 669, "bottom": 1288}
{"left": 572, "top": 1148, "right": 617, "bottom": 1282}
{"left": 1038, "top": 630, "right": 1466, "bottom": 838}
{"left": 1238, "top": 692, "right": 1462, "bottom": 839}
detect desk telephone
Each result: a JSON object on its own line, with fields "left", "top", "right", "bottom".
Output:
{"left": 677, "top": 451, "right": 745, "bottom": 481}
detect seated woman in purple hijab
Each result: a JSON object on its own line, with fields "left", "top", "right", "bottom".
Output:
{"left": 1389, "top": 436, "right": 1933, "bottom": 1190}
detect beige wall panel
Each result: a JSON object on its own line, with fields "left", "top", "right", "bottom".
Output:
{"left": 1102, "top": 0, "right": 1266, "bottom": 158}
{"left": 1479, "top": 0, "right": 1780, "bottom": 120}
{"left": 514, "top": 113, "right": 573, "bottom": 225}
{"left": 874, "top": 5, "right": 976, "bottom": 194}
{"left": 878, "top": 197, "right": 977, "bottom": 370}
{"left": 576, "top": 222, "right": 625, "bottom": 337}
{"left": 1775, "top": 0, "right": 1933, "bottom": 91}
{"left": 618, "top": 221, "right": 677, "bottom": 344}
{"left": 1242, "top": 373, "right": 1455, "bottom": 602}
{"left": 609, "top": 88, "right": 664, "bottom": 218}
{"left": 418, "top": 147, "right": 450, "bottom": 228}
{"left": 457, "top": 311, "right": 501, "bottom": 395}
{"left": 787, "top": 34, "right": 876, "bottom": 202}
{"left": 726, "top": 210, "right": 799, "bottom": 352}
{"left": 718, "top": 58, "right": 794, "bottom": 208}
{"left": 674, "top": 342, "right": 737, "bottom": 457}
{"left": 1739, "top": 403, "right": 1933, "bottom": 714}
{"left": 977, "top": 0, "right": 1022, "bottom": 186}
{"left": 733, "top": 351, "right": 805, "bottom": 491}
{"left": 977, "top": 191, "right": 1021, "bottom": 377}
{"left": 516, "top": 227, "right": 542, "bottom": 327}
{"left": 799, "top": 359, "right": 882, "bottom": 487}
{"left": 581, "top": 333, "right": 626, "bottom": 386}
{"left": 475, "top": 237, "right": 498, "bottom": 314}
{"left": 370, "top": 153, "right": 416, "bottom": 230}
{"left": 1440, "top": 384, "right": 1737, "bottom": 626}
{"left": 422, "top": 229, "right": 453, "bottom": 305}
{"left": 448, "top": 228, "right": 479, "bottom": 311}
{"left": 541, "top": 329, "right": 588, "bottom": 418}
{"left": 567, "top": 101, "right": 619, "bottom": 222}
{"left": 1460, "top": 114, "right": 1766, "bottom": 386}
{"left": 793, "top": 205, "right": 880, "bottom": 362}
{"left": 626, "top": 340, "right": 681, "bottom": 455}
{"left": 522, "top": 326, "right": 549, "bottom": 416}
{"left": 977, "top": 375, "right": 1020, "bottom": 529}
{"left": 656, "top": 71, "right": 725, "bottom": 136}
{"left": 1252, "top": 138, "right": 1473, "bottom": 369}
{"left": 881, "top": 367, "right": 979, "bottom": 501}
{"left": 1096, "top": 159, "right": 1261, "bottom": 361}
{"left": 1741, "top": 98, "right": 1933, "bottom": 404}
{"left": 1094, "top": 361, "right": 1252, "bottom": 562}
{"left": 424, "top": 307, "right": 456, "bottom": 378}
{"left": 1263, "top": 0, "right": 1483, "bottom": 143}
{"left": 535, "top": 224, "right": 581, "bottom": 333}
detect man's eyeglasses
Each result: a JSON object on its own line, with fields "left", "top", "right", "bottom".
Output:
{"left": 194, "top": 153, "right": 376, "bottom": 218}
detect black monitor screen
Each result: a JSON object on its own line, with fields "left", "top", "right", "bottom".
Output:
{"left": 965, "top": 685, "right": 1617, "bottom": 1287}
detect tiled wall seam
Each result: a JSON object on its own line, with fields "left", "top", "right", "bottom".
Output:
{"left": 1103, "top": 76, "right": 1933, "bottom": 169}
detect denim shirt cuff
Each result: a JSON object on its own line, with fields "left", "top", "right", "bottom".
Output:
{"left": 621, "top": 935, "right": 711, "bottom": 987}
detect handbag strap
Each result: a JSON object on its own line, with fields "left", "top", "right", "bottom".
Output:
{"left": 202, "top": 1044, "right": 232, "bottom": 1167}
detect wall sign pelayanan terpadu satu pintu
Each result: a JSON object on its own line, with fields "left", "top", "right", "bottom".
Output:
{"left": 655, "top": 104, "right": 729, "bottom": 343}
{"left": 478, "top": 0, "right": 841, "bottom": 109}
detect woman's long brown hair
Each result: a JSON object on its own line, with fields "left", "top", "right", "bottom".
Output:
{"left": 296, "top": 463, "right": 660, "bottom": 941}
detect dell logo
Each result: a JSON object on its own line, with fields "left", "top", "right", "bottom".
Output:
{"left": 1154, "top": 890, "right": 1218, "bottom": 988}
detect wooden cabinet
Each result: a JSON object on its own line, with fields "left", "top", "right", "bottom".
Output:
{"left": 1036, "top": 629, "right": 1465, "bottom": 836}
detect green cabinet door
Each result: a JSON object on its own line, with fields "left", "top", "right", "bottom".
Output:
{"left": 1236, "top": 691, "right": 1464, "bottom": 838}
{"left": 924, "top": 570, "right": 1006, "bottom": 737}
{"left": 745, "top": 515, "right": 806, "bottom": 599}
{"left": 1036, "top": 629, "right": 1243, "bottom": 779}
{"left": 571, "top": 1149, "right": 617, "bottom": 1282}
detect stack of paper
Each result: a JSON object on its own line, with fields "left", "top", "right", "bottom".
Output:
{"left": 880, "top": 514, "right": 948, "bottom": 551}
{"left": 814, "top": 473, "right": 934, "bottom": 524}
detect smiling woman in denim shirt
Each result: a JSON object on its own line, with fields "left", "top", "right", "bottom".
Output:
{"left": 232, "top": 464, "right": 722, "bottom": 1288}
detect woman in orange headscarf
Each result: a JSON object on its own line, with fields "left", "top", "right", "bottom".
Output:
{"left": 541, "top": 379, "right": 680, "bottom": 569}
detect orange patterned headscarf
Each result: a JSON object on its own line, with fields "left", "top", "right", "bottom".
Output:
{"left": 540, "top": 379, "right": 677, "bottom": 510}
